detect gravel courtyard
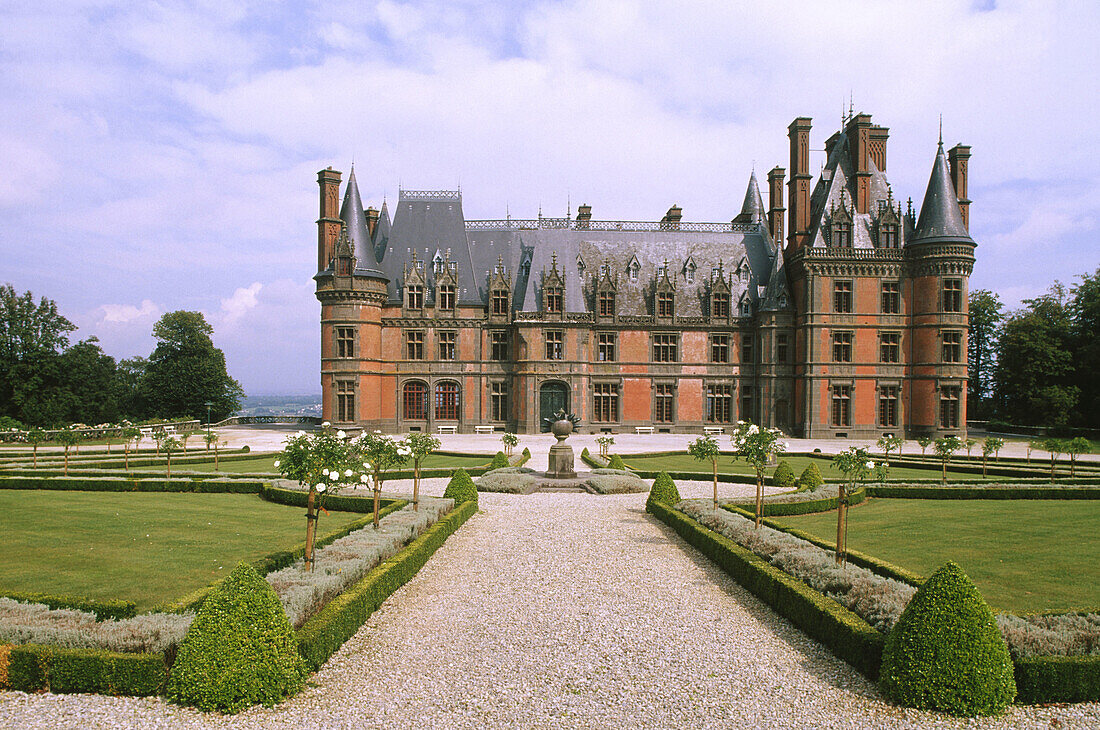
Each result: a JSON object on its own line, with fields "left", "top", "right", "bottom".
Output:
{"left": 2, "top": 480, "right": 1097, "bottom": 728}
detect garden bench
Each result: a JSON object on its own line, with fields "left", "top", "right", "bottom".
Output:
{"left": 703, "top": 426, "right": 724, "bottom": 435}
{"left": 436, "top": 425, "right": 458, "bottom": 435}
{"left": 473, "top": 425, "right": 495, "bottom": 434}
{"left": 634, "top": 426, "right": 655, "bottom": 434}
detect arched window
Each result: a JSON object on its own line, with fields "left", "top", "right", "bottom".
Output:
{"left": 435, "top": 381, "right": 460, "bottom": 420}
{"left": 403, "top": 381, "right": 428, "bottom": 420}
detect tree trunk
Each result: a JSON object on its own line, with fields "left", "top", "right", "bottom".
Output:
{"left": 124, "top": 446, "right": 129, "bottom": 472}
{"left": 754, "top": 472, "right": 763, "bottom": 528}
{"left": 413, "top": 461, "right": 420, "bottom": 511}
{"left": 64, "top": 448, "right": 69, "bottom": 476}
{"left": 1050, "top": 454, "right": 1056, "bottom": 482}
{"left": 214, "top": 445, "right": 219, "bottom": 470}
{"left": 1071, "top": 456, "right": 1076, "bottom": 477}
{"left": 373, "top": 475, "right": 381, "bottom": 529}
{"left": 166, "top": 455, "right": 171, "bottom": 479}
{"left": 32, "top": 446, "right": 37, "bottom": 469}
{"left": 941, "top": 459, "right": 947, "bottom": 484}
{"left": 712, "top": 459, "right": 718, "bottom": 509}
{"left": 835, "top": 483, "right": 847, "bottom": 565}
{"left": 982, "top": 454, "right": 987, "bottom": 477}
{"left": 304, "top": 489, "right": 317, "bottom": 571}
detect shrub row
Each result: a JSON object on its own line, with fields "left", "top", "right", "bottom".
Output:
{"left": 510, "top": 447, "right": 532, "bottom": 467}
{"left": 0, "top": 592, "right": 137, "bottom": 621}
{"left": 1, "top": 644, "right": 166, "bottom": 695}
{"left": 629, "top": 469, "right": 761, "bottom": 485}
{"left": 0, "top": 476, "right": 264, "bottom": 493}
{"left": 867, "top": 485, "right": 1100, "bottom": 499}
{"left": 259, "top": 484, "right": 405, "bottom": 514}
{"left": 724, "top": 487, "right": 867, "bottom": 516}
{"left": 579, "top": 447, "right": 606, "bottom": 469}
{"left": 650, "top": 500, "right": 885, "bottom": 678}
{"left": 1014, "top": 655, "right": 1100, "bottom": 704}
{"left": 0, "top": 468, "right": 268, "bottom": 481}
{"left": 296, "top": 499, "right": 478, "bottom": 670}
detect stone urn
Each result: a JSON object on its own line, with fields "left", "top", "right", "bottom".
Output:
{"left": 551, "top": 418, "right": 573, "bottom": 442}
{"left": 547, "top": 416, "right": 577, "bottom": 478}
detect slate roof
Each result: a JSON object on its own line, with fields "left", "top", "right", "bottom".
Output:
{"left": 358, "top": 177, "right": 791, "bottom": 316}
{"left": 339, "top": 167, "right": 382, "bottom": 274}
{"left": 910, "top": 142, "right": 974, "bottom": 245}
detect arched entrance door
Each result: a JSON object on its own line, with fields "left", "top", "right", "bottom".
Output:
{"left": 539, "top": 381, "right": 569, "bottom": 432}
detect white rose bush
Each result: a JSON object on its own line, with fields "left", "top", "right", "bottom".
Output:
{"left": 353, "top": 431, "right": 411, "bottom": 528}
{"left": 730, "top": 421, "right": 787, "bottom": 528}
{"left": 831, "top": 446, "right": 889, "bottom": 566}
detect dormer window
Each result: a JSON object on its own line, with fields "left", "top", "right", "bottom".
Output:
{"left": 830, "top": 199, "right": 854, "bottom": 247}
{"left": 406, "top": 285, "right": 424, "bottom": 309}
{"left": 712, "top": 292, "right": 730, "bottom": 318}
{"left": 628, "top": 260, "right": 640, "bottom": 281}
{"left": 879, "top": 222, "right": 898, "bottom": 248}
{"left": 738, "top": 296, "right": 751, "bottom": 317}
{"left": 684, "top": 259, "right": 696, "bottom": 285}
{"left": 657, "top": 291, "right": 674, "bottom": 318}
{"left": 545, "top": 286, "right": 563, "bottom": 313}
{"left": 438, "top": 284, "right": 456, "bottom": 311}
{"left": 598, "top": 290, "right": 616, "bottom": 316}
{"left": 599, "top": 263, "right": 610, "bottom": 278}
{"left": 433, "top": 252, "right": 444, "bottom": 276}
{"left": 577, "top": 257, "right": 586, "bottom": 276}
{"left": 491, "top": 289, "right": 509, "bottom": 315}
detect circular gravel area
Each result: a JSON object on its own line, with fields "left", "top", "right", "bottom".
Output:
{"left": 2, "top": 484, "right": 1097, "bottom": 728}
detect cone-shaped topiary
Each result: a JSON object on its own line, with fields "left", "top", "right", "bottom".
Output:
{"left": 646, "top": 471, "right": 682, "bottom": 514}
{"left": 798, "top": 462, "right": 824, "bottom": 491}
{"left": 879, "top": 561, "right": 1016, "bottom": 717}
{"left": 166, "top": 562, "right": 305, "bottom": 713}
{"left": 444, "top": 468, "right": 478, "bottom": 505}
{"left": 771, "top": 460, "right": 796, "bottom": 489}
{"left": 607, "top": 453, "right": 626, "bottom": 470}
{"left": 489, "top": 451, "right": 509, "bottom": 469}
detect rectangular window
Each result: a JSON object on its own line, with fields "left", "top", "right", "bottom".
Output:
{"left": 597, "top": 332, "right": 616, "bottom": 362}
{"left": 490, "top": 382, "right": 508, "bottom": 421}
{"left": 335, "top": 327, "right": 355, "bottom": 359}
{"left": 406, "top": 330, "right": 424, "bottom": 360}
{"left": 438, "top": 284, "right": 456, "bottom": 311}
{"left": 712, "top": 292, "right": 730, "bottom": 318}
{"left": 545, "top": 330, "right": 563, "bottom": 360}
{"left": 711, "top": 334, "right": 729, "bottom": 363}
{"left": 879, "top": 386, "right": 899, "bottom": 427}
{"left": 593, "top": 383, "right": 619, "bottom": 422}
{"left": 881, "top": 282, "right": 900, "bottom": 314}
{"left": 834, "top": 281, "right": 853, "bottom": 313}
{"left": 943, "top": 279, "right": 963, "bottom": 312}
{"left": 741, "top": 335, "right": 754, "bottom": 364}
{"left": 546, "top": 288, "right": 563, "bottom": 314}
{"left": 880, "top": 332, "right": 900, "bottom": 363}
{"left": 435, "top": 382, "right": 459, "bottom": 420}
{"left": 832, "top": 385, "right": 851, "bottom": 427}
{"left": 832, "top": 332, "right": 852, "bottom": 362}
{"left": 438, "top": 331, "right": 456, "bottom": 361}
{"left": 940, "top": 385, "right": 961, "bottom": 428}
{"left": 598, "top": 291, "right": 616, "bottom": 316}
{"left": 942, "top": 331, "right": 962, "bottom": 363}
{"left": 652, "top": 333, "right": 678, "bottom": 362}
{"left": 740, "top": 385, "right": 754, "bottom": 423}
{"left": 655, "top": 384, "right": 674, "bottom": 423}
{"left": 706, "top": 384, "right": 733, "bottom": 423}
{"left": 490, "top": 330, "right": 509, "bottom": 361}
{"left": 657, "top": 291, "right": 674, "bottom": 318}
{"left": 776, "top": 333, "right": 789, "bottom": 363}
{"left": 336, "top": 381, "right": 355, "bottom": 422}
{"left": 407, "top": 286, "right": 423, "bottom": 310}
{"left": 491, "top": 290, "right": 509, "bottom": 315}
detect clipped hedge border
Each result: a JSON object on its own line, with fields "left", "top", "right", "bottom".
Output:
{"left": 651, "top": 500, "right": 884, "bottom": 678}
{"left": 2, "top": 644, "right": 166, "bottom": 696}
{"left": 867, "top": 485, "right": 1100, "bottom": 499}
{"left": 580, "top": 448, "right": 606, "bottom": 469}
{"left": 510, "top": 447, "right": 532, "bottom": 468}
{"left": 0, "top": 592, "right": 137, "bottom": 621}
{"left": 1014, "top": 655, "right": 1100, "bottom": 704}
{"left": 0, "top": 476, "right": 264, "bottom": 493}
{"left": 296, "top": 499, "right": 478, "bottom": 671}
{"left": 723, "top": 487, "right": 868, "bottom": 516}
{"left": 0, "top": 468, "right": 272, "bottom": 481}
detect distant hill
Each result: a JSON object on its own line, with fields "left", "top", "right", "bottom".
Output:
{"left": 236, "top": 395, "right": 321, "bottom": 418}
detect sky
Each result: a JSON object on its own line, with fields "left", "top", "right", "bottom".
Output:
{"left": 1, "top": 0, "right": 1097, "bottom": 395}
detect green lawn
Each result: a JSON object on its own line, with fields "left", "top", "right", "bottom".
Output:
{"left": 773, "top": 499, "right": 1100, "bottom": 613}
{"left": 620, "top": 453, "right": 1007, "bottom": 482}
{"left": 0, "top": 491, "right": 365, "bottom": 610}
{"left": 180, "top": 452, "right": 492, "bottom": 474}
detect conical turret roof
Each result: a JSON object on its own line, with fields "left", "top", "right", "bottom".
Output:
{"left": 910, "top": 143, "right": 973, "bottom": 245}
{"left": 733, "top": 171, "right": 770, "bottom": 239}
{"left": 339, "top": 167, "right": 383, "bottom": 271}
{"left": 373, "top": 198, "right": 392, "bottom": 264}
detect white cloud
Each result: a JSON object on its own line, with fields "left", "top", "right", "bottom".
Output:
{"left": 219, "top": 282, "right": 262, "bottom": 323}
{"left": 99, "top": 299, "right": 161, "bottom": 324}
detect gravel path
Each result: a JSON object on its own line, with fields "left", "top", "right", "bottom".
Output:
{"left": 3, "top": 483, "right": 1098, "bottom": 728}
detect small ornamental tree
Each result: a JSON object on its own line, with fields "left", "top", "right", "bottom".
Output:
{"left": 443, "top": 468, "right": 478, "bottom": 504}
{"left": 916, "top": 436, "right": 933, "bottom": 459}
{"left": 731, "top": 422, "right": 786, "bottom": 528}
{"left": 771, "top": 460, "right": 796, "bottom": 490}
{"left": 404, "top": 431, "right": 441, "bottom": 511}
{"left": 876, "top": 434, "right": 903, "bottom": 466}
{"left": 489, "top": 451, "right": 509, "bottom": 469}
{"left": 120, "top": 426, "right": 141, "bottom": 472}
{"left": 500, "top": 432, "right": 518, "bottom": 456}
{"left": 688, "top": 435, "right": 721, "bottom": 507}
{"left": 152, "top": 427, "right": 165, "bottom": 457}
{"left": 25, "top": 428, "right": 46, "bottom": 469}
{"left": 646, "top": 471, "right": 681, "bottom": 514}
{"left": 180, "top": 430, "right": 191, "bottom": 454}
{"left": 202, "top": 430, "right": 220, "bottom": 469}
{"left": 963, "top": 437, "right": 977, "bottom": 459}
{"left": 55, "top": 429, "right": 82, "bottom": 476}
{"left": 1065, "top": 436, "right": 1091, "bottom": 477}
{"left": 1042, "top": 437, "right": 1065, "bottom": 482}
{"left": 798, "top": 462, "right": 824, "bottom": 491}
{"left": 1027, "top": 438, "right": 1043, "bottom": 465}
{"left": 606, "top": 453, "right": 626, "bottom": 470}
{"left": 274, "top": 427, "right": 356, "bottom": 570}
{"left": 933, "top": 435, "right": 963, "bottom": 484}
{"left": 981, "top": 437, "right": 1004, "bottom": 478}
{"left": 354, "top": 431, "right": 410, "bottom": 528}
{"left": 162, "top": 436, "right": 181, "bottom": 478}
{"left": 831, "top": 447, "right": 877, "bottom": 566}
{"left": 596, "top": 435, "right": 615, "bottom": 458}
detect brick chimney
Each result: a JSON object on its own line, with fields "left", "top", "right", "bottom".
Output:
{"left": 661, "top": 205, "right": 682, "bottom": 230}
{"left": 948, "top": 144, "right": 971, "bottom": 231}
{"left": 847, "top": 113, "right": 873, "bottom": 214}
{"left": 869, "top": 125, "right": 889, "bottom": 172}
{"left": 576, "top": 204, "right": 592, "bottom": 227}
{"left": 366, "top": 206, "right": 379, "bottom": 238}
{"left": 768, "top": 167, "right": 785, "bottom": 247}
{"left": 317, "top": 167, "right": 342, "bottom": 272}
{"left": 787, "top": 117, "right": 812, "bottom": 251}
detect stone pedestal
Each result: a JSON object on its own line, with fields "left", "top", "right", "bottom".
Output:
{"left": 547, "top": 442, "right": 576, "bottom": 479}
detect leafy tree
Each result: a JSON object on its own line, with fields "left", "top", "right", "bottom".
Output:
{"left": 994, "top": 286, "right": 1077, "bottom": 427}
{"left": 1069, "top": 269, "right": 1100, "bottom": 428}
{"left": 120, "top": 426, "right": 140, "bottom": 472}
{"left": 1026, "top": 438, "right": 1043, "bottom": 465}
{"left": 202, "top": 430, "right": 221, "bottom": 469}
{"left": 731, "top": 422, "right": 786, "bottom": 528}
{"left": 403, "top": 431, "right": 440, "bottom": 511}
{"left": 354, "top": 431, "right": 410, "bottom": 528}
{"left": 876, "top": 434, "right": 903, "bottom": 465}
{"left": 596, "top": 435, "right": 615, "bottom": 458}
{"left": 981, "top": 437, "right": 1004, "bottom": 477}
{"left": 963, "top": 437, "right": 977, "bottom": 459}
{"left": 831, "top": 447, "right": 877, "bottom": 565}
{"left": 0, "top": 284, "right": 75, "bottom": 424}
{"left": 933, "top": 436, "right": 963, "bottom": 484}
{"left": 500, "top": 432, "right": 518, "bottom": 456}
{"left": 114, "top": 357, "right": 148, "bottom": 419}
{"left": 162, "top": 436, "right": 180, "bottom": 478}
{"left": 55, "top": 428, "right": 82, "bottom": 476}
{"left": 1064, "top": 436, "right": 1090, "bottom": 478}
{"left": 141, "top": 311, "right": 243, "bottom": 422}
{"left": 916, "top": 436, "right": 933, "bottom": 458}
{"left": 1041, "top": 437, "right": 1065, "bottom": 482}
{"left": 967, "top": 289, "right": 1003, "bottom": 420}
{"left": 57, "top": 338, "right": 119, "bottom": 424}
{"left": 25, "top": 428, "right": 46, "bottom": 468}
{"left": 688, "top": 435, "right": 721, "bottom": 508}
